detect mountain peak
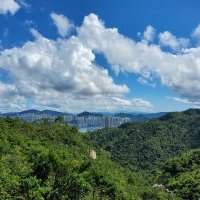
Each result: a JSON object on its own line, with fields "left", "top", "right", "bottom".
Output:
{"left": 183, "top": 108, "right": 200, "bottom": 115}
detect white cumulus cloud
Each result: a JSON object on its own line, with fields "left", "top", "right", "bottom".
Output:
{"left": 159, "top": 31, "right": 190, "bottom": 50}
{"left": 192, "top": 24, "right": 200, "bottom": 40}
{"left": 50, "top": 12, "right": 74, "bottom": 37}
{"left": 0, "top": 0, "right": 20, "bottom": 15}
{"left": 143, "top": 25, "right": 156, "bottom": 42}
{"left": 78, "top": 14, "right": 200, "bottom": 102}
{"left": 169, "top": 96, "right": 200, "bottom": 108}
{"left": 0, "top": 23, "right": 153, "bottom": 112}
{"left": 4, "top": 13, "right": 200, "bottom": 112}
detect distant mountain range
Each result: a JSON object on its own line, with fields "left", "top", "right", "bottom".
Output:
{"left": 1, "top": 109, "right": 70, "bottom": 117}
{"left": 0, "top": 109, "right": 167, "bottom": 131}
{"left": 114, "top": 112, "right": 166, "bottom": 121}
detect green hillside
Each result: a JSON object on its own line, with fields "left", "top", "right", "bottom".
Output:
{"left": 1, "top": 109, "right": 200, "bottom": 199}
{"left": 0, "top": 117, "right": 174, "bottom": 200}
{"left": 91, "top": 109, "right": 200, "bottom": 170}
{"left": 157, "top": 149, "right": 200, "bottom": 200}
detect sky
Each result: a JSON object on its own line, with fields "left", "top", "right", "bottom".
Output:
{"left": 0, "top": 0, "right": 200, "bottom": 113}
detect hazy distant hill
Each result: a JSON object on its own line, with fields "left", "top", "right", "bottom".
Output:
{"left": 114, "top": 112, "right": 166, "bottom": 121}
{"left": 0, "top": 109, "right": 72, "bottom": 122}
{"left": 0, "top": 109, "right": 167, "bottom": 130}
{"left": 2, "top": 109, "right": 72, "bottom": 116}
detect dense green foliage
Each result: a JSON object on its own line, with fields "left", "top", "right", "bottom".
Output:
{"left": 157, "top": 149, "right": 200, "bottom": 200}
{"left": 91, "top": 109, "right": 200, "bottom": 170}
{"left": 0, "top": 117, "right": 174, "bottom": 200}
{"left": 1, "top": 109, "right": 200, "bottom": 199}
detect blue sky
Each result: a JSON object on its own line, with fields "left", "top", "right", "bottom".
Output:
{"left": 0, "top": 0, "right": 200, "bottom": 113}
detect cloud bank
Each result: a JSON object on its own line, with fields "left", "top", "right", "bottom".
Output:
{"left": 1, "top": 13, "right": 200, "bottom": 111}
{"left": 79, "top": 14, "right": 200, "bottom": 105}
{"left": 0, "top": 14, "right": 153, "bottom": 112}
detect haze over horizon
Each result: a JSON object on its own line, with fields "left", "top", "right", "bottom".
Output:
{"left": 1, "top": 0, "right": 200, "bottom": 113}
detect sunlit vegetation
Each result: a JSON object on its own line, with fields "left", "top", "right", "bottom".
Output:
{"left": 157, "top": 149, "right": 200, "bottom": 200}
{"left": 0, "top": 117, "right": 172, "bottom": 199}
{"left": 1, "top": 109, "right": 200, "bottom": 199}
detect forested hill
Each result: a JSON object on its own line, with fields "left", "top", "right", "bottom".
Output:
{"left": 90, "top": 109, "right": 200, "bottom": 170}
{"left": 1, "top": 110, "right": 200, "bottom": 199}
{"left": 0, "top": 117, "right": 177, "bottom": 199}
{"left": 157, "top": 149, "right": 200, "bottom": 200}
